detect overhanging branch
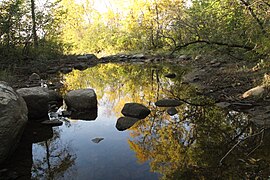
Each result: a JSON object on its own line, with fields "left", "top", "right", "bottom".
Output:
{"left": 171, "top": 40, "right": 254, "bottom": 55}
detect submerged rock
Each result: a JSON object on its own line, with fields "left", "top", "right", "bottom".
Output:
{"left": 155, "top": 99, "right": 182, "bottom": 107}
{"left": 91, "top": 137, "right": 104, "bottom": 144}
{"left": 116, "top": 117, "right": 140, "bottom": 131}
{"left": 17, "top": 87, "right": 49, "bottom": 120}
{"left": 121, "top": 103, "right": 150, "bottom": 119}
{"left": 0, "top": 82, "right": 28, "bottom": 164}
{"left": 64, "top": 89, "right": 97, "bottom": 111}
{"left": 41, "top": 119, "right": 63, "bottom": 126}
{"left": 167, "top": 107, "right": 178, "bottom": 116}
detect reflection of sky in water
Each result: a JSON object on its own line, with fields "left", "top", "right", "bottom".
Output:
{"left": 32, "top": 98, "right": 158, "bottom": 179}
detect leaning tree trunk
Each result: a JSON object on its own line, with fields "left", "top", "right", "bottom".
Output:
{"left": 31, "top": 0, "right": 38, "bottom": 48}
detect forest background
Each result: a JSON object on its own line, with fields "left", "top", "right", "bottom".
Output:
{"left": 0, "top": 0, "right": 269, "bottom": 63}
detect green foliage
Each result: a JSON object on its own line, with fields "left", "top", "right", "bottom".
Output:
{"left": 1, "top": 0, "right": 270, "bottom": 61}
{"left": 0, "top": 0, "right": 65, "bottom": 63}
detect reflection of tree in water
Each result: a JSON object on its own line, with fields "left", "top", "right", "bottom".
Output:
{"left": 32, "top": 127, "right": 77, "bottom": 179}
{"left": 61, "top": 62, "right": 192, "bottom": 117}
{"left": 129, "top": 102, "right": 270, "bottom": 179}
{"left": 60, "top": 62, "right": 270, "bottom": 178}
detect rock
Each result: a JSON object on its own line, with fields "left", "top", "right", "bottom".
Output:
{"left": 195, "top": 55, "right": 202, "bottom": 60}
{"left": 91, "top": 137, "right": 104, "bottom": 143}
{"left": 178, "top": 55, "right": 191, "bottom": 61}
{"left": 48, "top": 90, "right": 62, "bottom": 102}
{"left": 17, "top": 87, "right": 49, "bottom": 120}
{"left": 60, "top": 67, "right": 73, "bottom": 74}
{"left": 77, "top": 55, "right": 88, "bottom": 60}
{"left": 215, "top": 102, "right": 231, "bottom": 108}
{"left": 77, "top": 54, "right": 98, "bottom": 61}
{"left": 61, "top": 111, "right": 72, "bottom": 117}
{"left": 64, "top": 89, "right": 97, "bottom": 111}
{"left": 210, "top": 60, "right": 217, "bottom": 64}
{"left": 41, "top": 119, "right": 63, "bottom": 126}
{"left": 132, "top": 54, "right": 146, "bottom": 59}
{"left": 167, "top": 107, "right": 178, "bottom": 116}
{"left": 85, "top": 54, "right": 98, "bottom": 61}
{"left": 121, "top": 103, "right": 150, "bottom": 119}
{"left": 47, "top": 67, "right": 59, "bottom": 74}
{"left": 74, "top": 63, "right": 88, "bottom": 70}
{"left": 242, "top": 85, "right": 266, "bottom": 99}
{"left": 164, "top": 73, "right": 176, "bottom": 79}
{"left": 116, "top": 117, "right": 140, "bottom": 131}
{"left": 0, "top": 82, "right": 28, "bottom": 164}
{"left": 155, "top": 99, "right": 182, "bottom": 107}
{"left": 211, "top": 62, "right": 221, "bottom": 68}
{"left": 29, "top": 73, "right": 40, "bottom": 82}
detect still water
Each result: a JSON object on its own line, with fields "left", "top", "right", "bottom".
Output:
{"left": 5, "top": 62, "right": 270, "bottom": 179}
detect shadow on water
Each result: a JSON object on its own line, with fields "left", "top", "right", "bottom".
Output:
{"left": 2, "top": 62, "right": 270, "bottom": 179}
{"left": 0, "top": 122, "right": 76, "bottom": 180}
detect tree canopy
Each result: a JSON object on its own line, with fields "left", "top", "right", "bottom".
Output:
{"left": 0, "top": 0, "right": 269, "bottom": 59}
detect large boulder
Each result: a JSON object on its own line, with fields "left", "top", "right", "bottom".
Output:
{"left": 17, "top": 87, "right": 49, "bottom": 120}
{"left": 0, "top": 82, "right": 28, "bottom": 164}
{"left": 121, "top": 103, "right": 150, "bottom": 119}
{"left": 64, "top": 89, "right": 97, "bottom": 111}
{"left": 155, "top": 99, "right": 182, "bottom": 107}
{"left": 116, "top": 117, "right": 140, "bottom": 131}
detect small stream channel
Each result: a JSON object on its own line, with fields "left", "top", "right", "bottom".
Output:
{"left": 3, "top": 62, "right": 270, "bottom": 179}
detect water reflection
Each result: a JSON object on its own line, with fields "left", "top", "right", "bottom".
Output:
{"left": 3, "top": 63, "right": 270, "bottom": 179}
{"left": 32, "top": 126, "right": 77, "bottom": 179}
{"left": 1, "top": 122, "right": 76, "bottom": 179}
{"left": 61, "top": 63, "right": 270, "bottom": 179}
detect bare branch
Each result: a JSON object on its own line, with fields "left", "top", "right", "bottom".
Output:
{"left": 171, "top": 40, "right": 254, "bottom": 55}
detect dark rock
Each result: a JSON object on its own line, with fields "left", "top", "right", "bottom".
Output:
{"left": 74, "top": 63, "right": 88, "bottom": 71}
{"left": 164, "top": 73, "right": 176, "bottom": 79}
{"left": 48, "top": 90, "right": 62, "bottom": 102}
{"left": 91, "top": 137, "right": 104, "bottom": 143}
{"left": 17, "top": 87, "right": 49, "bottom": 120}
{"left": 121, "top": 103, "right": 150, "bottom": 119}
{"left": 116, "top": 117, "right": 140, "bottom": 131}
{"left": 77, "top": 54, "right": 98, "bottom": 61}
{"left": 85, "top": 54, "right": 98, "bottom": 60}
{"left": 167, "top": 107, "right": 178, "bottom": 116}
{"left": 47, "top": 67, "right": 59, "bottom": 74}
{"left": 65, "top": 89, "right": 97, "bottom": 111}
{"left": 47, "top": 82, "right": 64, "bottom": 90}
{"left": 77, "top": 55, "right": 88, "bottom": 60}
{"left": 61, "top": 111, "right": 72, "bottom": 117}
{"left": 0, "top": 82, "right": 28, "bottom": 164}
{"left": 155, "top": 99, "right": 182, "bottom": 107}
{"left": 60, "top": 67, "right": 73, "bottom": 74}
{"left": 41, "top": 120, "right": 63, "bottom": 126}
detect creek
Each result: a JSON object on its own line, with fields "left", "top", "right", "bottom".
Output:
{"left": 4, "top": 62, "right": 270, "bottom": 179}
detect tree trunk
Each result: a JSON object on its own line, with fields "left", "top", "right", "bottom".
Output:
{"left": 31, "top": 0, "right": 38, "bottom": 48}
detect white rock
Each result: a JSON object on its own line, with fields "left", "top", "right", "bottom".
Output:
{"left": 242, "top": 85, "right": 266, "bottom": 99}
